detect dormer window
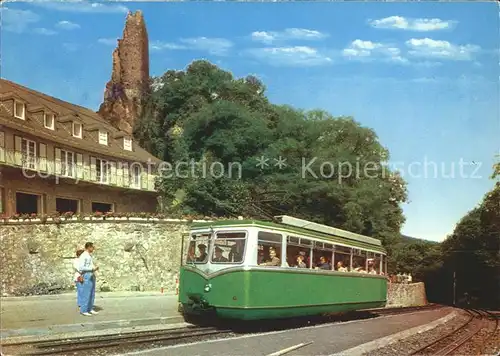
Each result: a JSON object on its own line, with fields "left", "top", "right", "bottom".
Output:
{"left": 72, "top": 122, "right": 82, "bottom": 138}
{"left": 14, "top": 101, "right": 25, "bottom": 120}
{"left": 123, "top": 137, "right": 132, "bottom": 151}
{"left": 99, "top": 130, "right": 108, "bottom": 145}
{"left": 44, "top": 113, "right": 55, "bottom": 130}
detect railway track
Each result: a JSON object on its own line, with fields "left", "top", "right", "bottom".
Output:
{"left": 479, "top": 309, "right": 500, "bottom": 356}
{"left": 1, "top": 326, "right": 233, "bottom": 356}
{"left": 410, "top": 308, "right": 500, "bottom": 356}
{"left": 368, "top": 304, "right": 444, "bottom": 316}
{"left": 1, "top": 304, "right": 445, "bottom": 356}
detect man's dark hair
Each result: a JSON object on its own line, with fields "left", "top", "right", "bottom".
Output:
{"left": 85, "top": 242, "right": 94, "bottom": 249}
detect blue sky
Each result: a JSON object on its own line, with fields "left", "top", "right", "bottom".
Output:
{"left": 2, "top": 1, "right": 499, "bottom": 242}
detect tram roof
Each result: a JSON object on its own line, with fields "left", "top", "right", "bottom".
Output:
{"left": 191, "top": 216, "right": 386, "bottom": 253}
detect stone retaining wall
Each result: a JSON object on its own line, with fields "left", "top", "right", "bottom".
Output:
{"left": 0, "top": 219, "right": 192, "bottom": 296}
{"left": 387, "top": 282, "right": 428, "bottom": 307}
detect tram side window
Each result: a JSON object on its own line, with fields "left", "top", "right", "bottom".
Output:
{"left": 286, "top": 236, "right": 310, "bottom": 268}
{"left": 366, "top": 252, "right": 378, "bottom": 274}
{"left": 375, "top": 254, "right": 387, "bottom": 275}
{"left": 312, "top": 242, "right": 333, "bottom": 270}
{"left": 352, "top": 249, "right": 367, "bottom": 273}
{"left": 186, "top": 233, "right": 211, "bottom": 264}
{"left": 257, "top": 231, "right": 283, "bottom": 267}
{"left": 334, "top": 245, "right": 351, "bottom": 271}
{"left": 212, "top": 231, "right": 246, "bottom": 263}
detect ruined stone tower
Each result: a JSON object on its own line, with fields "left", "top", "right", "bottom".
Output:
{"left": 98, "top": 10, "right": 150, "bottom": 134}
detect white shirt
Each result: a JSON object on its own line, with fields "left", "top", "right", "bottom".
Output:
{"left": 78, "top": 250, "right": 94, "bottom": 273}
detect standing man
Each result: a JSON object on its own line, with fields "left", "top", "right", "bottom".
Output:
{"left": 78, "top": 242, "right": 99, "bottom": 316}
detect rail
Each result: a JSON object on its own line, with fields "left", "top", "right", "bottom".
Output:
{"left": 410, "top": 308, "right": 499, "bottom": 356}
{"left": 2, "top": 326, "right": 231, "bottom": 356}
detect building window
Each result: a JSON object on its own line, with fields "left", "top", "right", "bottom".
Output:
{"left": 72, "top": 122, "right": 82, "bottom": 138}
{"left": 91, "top": 202, "right": 113, "bottom": 213}
{"left": 56, "top": 198, "right": 79, "bottom": 214}
{"left": 16, "top": 192, "right": 39, "bottom": 214}
{"left": 44, "top": 113, "right": 55, "bottom": 130}
{"left": 98, "top": 130, "right": 108, "bottom": 145}
{"left": 21, "top": 138, "right": 36, "bottom": 169}
{"left": 129, "top": 164, "right": 142, "bottom": 188}
{"left": 61, "top": 150, "right": 75, "bottom": 177}
{"left": 123, "top": 137, "right": 132, "bottom": 151}
{"left": 14, "top": 101, "right": 25, "bottom": 120}
{"left": 96, "top": 158, "right": 110, "bottom": 183}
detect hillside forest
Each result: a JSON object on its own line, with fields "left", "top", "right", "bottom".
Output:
{"left": 134, "top": 60, "right": 499, "bottom": 308}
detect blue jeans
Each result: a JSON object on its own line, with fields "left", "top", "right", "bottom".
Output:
{"left": 79, "top": 273, "right": 95, "bottom": 314}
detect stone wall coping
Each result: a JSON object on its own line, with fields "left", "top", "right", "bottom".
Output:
{"left": 0, "top": 217, "right": 214, "bottom": 225}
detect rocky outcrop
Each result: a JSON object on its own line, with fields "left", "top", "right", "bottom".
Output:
{"left": 98, "top": 11, "right": 150, "bottom": 135}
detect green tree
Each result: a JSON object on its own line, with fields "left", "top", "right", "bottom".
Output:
{"left": 135, "top": 60, "right": 408, "bottom": 250}
{"left": 440, "top": 160, "right": 500, "bottom": 308}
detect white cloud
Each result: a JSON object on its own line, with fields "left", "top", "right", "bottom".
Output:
{"left": 245, "top": 46, "right": 332, "bottom": 67}
{"left": 1, "top": 7, "right": 40, "bottom": 33}
{"left": 406, "top": 38, "right": 480, "bottom": 61}
{"left": 56, "top": 20, "right": 80, "bottom": 30}
{"left": 151, "top": 37, "right": 233, "bottom": 56}
{"left": 369, "top": 16, "right": 456, "bottom": 31}
{"left": 98, "top": 38, "right": 118, "bottom": 46}
{"left": 32, "top": 0, "right": 129, "bottom": 14}
{"left": 342, "top": 40, "right": 408, "bottom": 64}
{"left": 150, "top": 41, "right": 186, "bottom": 51}
{"left": 251, "top": 28, "right": 329, "bottom": 44}
{"left": 33, "top": 27, "right": 57, "bottom": 36}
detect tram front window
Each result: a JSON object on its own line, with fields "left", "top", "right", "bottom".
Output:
{"left": 211, "top": 231, "right": 246, "bottom": 263}
{"left": 186, "top": 233, "right": 211, "bottom": 264}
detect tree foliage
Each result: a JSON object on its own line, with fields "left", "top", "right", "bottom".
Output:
{"left": 439, "top": 161, "right": 500, "bottom": 308}
{"left": 135, "top": 60, "right": 499, "bottom": 307}
{"left": 135, "top": 60, "right": 408, "bottom": 247}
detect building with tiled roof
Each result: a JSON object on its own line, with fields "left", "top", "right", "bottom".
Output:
{"left": 0, "top": 78, "right": 160, "bottom": 216}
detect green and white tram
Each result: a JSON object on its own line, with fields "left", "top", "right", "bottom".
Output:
{"left": 178, "top": 215, "right": 388, "bottom": 321}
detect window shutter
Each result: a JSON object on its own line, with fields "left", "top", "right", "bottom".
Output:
{"left": 0, "top": 131, "right": 4, "bottom": 162}
{"left": 54, "top": 148, "right": 61, "bottom": 175}
{"left": 90, "top": 156, "right": 97, "bottom": 181}
{"left": 76, "top": 153, "right": 84, "bottom": 179}
{"left": 122, "top": 162, "right": 129, "bottom": 187}
{"left": 14, "top": 136, "right": 22, "bottom": 165}
{"left": 110, "top": 161, "right": 117, "bottom": 185}
{"left": 39, "top": 143, "right": 47, "bottom": 171}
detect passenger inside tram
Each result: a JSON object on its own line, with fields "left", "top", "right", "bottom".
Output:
{"left": 367, "top": 258, "right": 377, "bottom": 274}
{"left": 296, "top": 252, "right": 307, "bottom": 268}
{"left": 228, "top": 239, "right": 244, "bottom": 262}
{"left": 186, "top": 245, "right": 196, "bottom": 262}
{"left": 196, "top": 244, "right": 208, "bottom": 262}
{"left": 212, "top": 246, "right": 229, "bottom": 262}
{"left": 315, "top": 256, "right": 331, "bottom": 270}
{"left": 259, "top": 247, "right": 281, "bottom": 266}
{"left": 336, "top": 260, "right": 348, "bottom": 272}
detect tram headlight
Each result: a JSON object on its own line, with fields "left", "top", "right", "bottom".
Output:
{"left": 204, "top": 283, "right": 212, "bottom": 292}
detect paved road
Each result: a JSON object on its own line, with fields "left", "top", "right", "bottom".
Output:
{"left": 122, "top": 308, "right": 453, "bottom": 356}
{"left": 1, "top": 292, "right": 179, "bottom": 330}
